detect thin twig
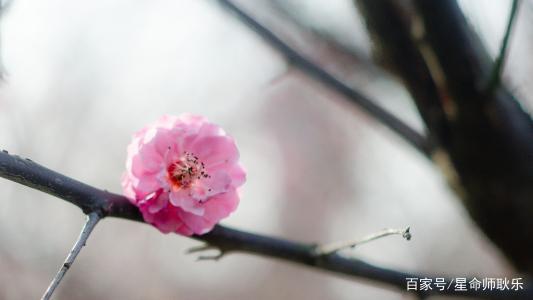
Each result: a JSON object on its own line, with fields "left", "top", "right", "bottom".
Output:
{"left": 0, "top": 151, "right": 531, "bottom": 299}
{"left": 187, "top": 244, "right": 217, "bottom": 254}
{"left": 485, "top": 0, "right": 521, "bottom": 93}
{"left": 215, "top": 0, "right": 433, "bottom": 157}
{"left": 316, "top": 226, "right": 411, "bottom": 255}
{"left": 41, "top": 212, "right": 101, "bottom": 300}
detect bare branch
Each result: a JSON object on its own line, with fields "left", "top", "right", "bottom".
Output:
{"left": 0, "top": 150, "right": 531, "bottom": 299}
{"left": 41, "top": 212, "right": 101, "bottom": 300}
{"left": 485, "top": 0, "right": 522, "bottom": 93}
{"left": 412, "top": 0, "right": 533, "bottom": 274}
{"left": 195, "top": 251, "right": 226, "bottom": 262}
{"left": 355, "top": 0, "right": 451, "bottom": 149}
{"left": 0, "top": 150, "right": 109, "bottom": 214}
{"left": 215, "top": 0, "right": 433, "bottom": 157}
{"left": 315, "top": 226, "right": 411, "bottom": 255}
{"left": 356, "top": 0, "right": 533, "bottom": 275}
{"left": 187, "top": 244, "right": 217, "bottom": 254}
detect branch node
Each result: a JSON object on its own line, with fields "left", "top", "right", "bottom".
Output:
{"left": 402, "top": 226, "right": 412, "bottom": 241}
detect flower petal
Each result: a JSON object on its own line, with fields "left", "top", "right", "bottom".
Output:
{"left": 169, "top": 189, "right": 205, "bottom": 216}
{"left": 229, "top": 165, "right": 246, "bottom": 188}
{"left": 190, "top": 170, "right": 231, "bottom": 201}
{"left": 189, "top": 136, "right": 239, "bottom": 170}
{"left": 122, "top": 114, "right": 245, "bottom": 236}
{"left": 203, "top": 189, "right": 240, "bottom": 222}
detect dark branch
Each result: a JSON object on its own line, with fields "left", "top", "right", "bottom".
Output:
{"left": 42, "top": 212, "right": 101, "bottom": 300}
{"left": 1, "top": 150, "right": 531, "bottom": 299}
{"left": 0, "top": 150, "right": 108, "bottom": 214}
{"left": 215, "top": 0, "right": 433, "bottom": 157}
{"left": 356, "top": 0, "right": 533, "bottom": 275}
{"left": 412, "top": 0, "right": 533, "bottom": 274}
{"left": 355, "top": 0, "right": 451, "bottom": 150}
{"left": 485, "top": 0, "right": 521, "bottom": 93}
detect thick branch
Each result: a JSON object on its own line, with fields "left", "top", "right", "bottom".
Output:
{"left": 356, "top": 0, "right": 533, "bottom": 275}
{"left": 1, "top": 150, "right": 531, "bottom": 298}
{"left": 412, "top": 0, "right": 533, "bottom": 274}
{"left": 355, "top": 0, "right": 451, "bottom": 150}
{"left": 215, "top": 0, "right": 433, "bottom": 157}
{"left": 0, "top": 150, "right": 108, "bottom": 214}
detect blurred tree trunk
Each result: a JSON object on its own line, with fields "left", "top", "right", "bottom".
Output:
{"left": 356, "top": 0, "right": 533, "bottom": 273}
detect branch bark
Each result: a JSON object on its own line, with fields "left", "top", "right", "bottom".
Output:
{"left": 41, "top": 212, "right": 100, "bottom": 300}
{"left": 215, "top": 0, "right": 433, "bottom": 157}
{"left": 1, "top": 150, "right": 531, "bottom": 299}
{"left": 315, "top": 226, "right": 410, "bottom": 255}
{"left": 412, "top": 0, "right": 533, "bottom": 273}
{"left": 356, "top": 0, "right": 533, "bottom": 274}
{"left": 485, "top": 0, "right": 521, "bottom": 93}
{"left": 355, "top": 0, "right": 450, "bottom": 150}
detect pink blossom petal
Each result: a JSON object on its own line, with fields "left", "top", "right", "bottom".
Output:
{"left": 229, "top": 165, "right": 246, "bottom": 188}
{"left": 122, "top": 114, "right": 245, "bottom": 235}
{"left": 175, "top": 223, "right": 195, "bottom": 236}
{"left": 133, "top": 176, "right": 160, "bottom": 198}
{"left": 178, "top": 190, "right": 239, "bottom": 235}
{"left": 179, "top": 113, "right": 208, "bottom": 125}
{"left": 157, "top": 114, "right": 181, "bottom": 129}
{"left": 178, "top": 210, "right": 216, "bottom": 235}
{"left": 121, "top": 173, "right": 136, "bottom": 202}
{"left": 169, "top": 189, "right": 205, "bottom": 216}
{"left": 143, "top": 190, "right": 168, "bottom": 214}
{"left": 197, "top": 122, "right": 224, "bottom": 137}
{"left": 190, "top": 170, "right": 231, "bottom": 201}
{"left": 139, "top": 146, "right": 163, "bottom": 173}
{"left": 147, "top": 209, "right": 183, "bottom": 233}
{"left": 149, "top": 128, "right": 176, "bottom": 157}
{"left": 203, "top": 189, "right": 240, "bottom": 222}
{"left": 190, "top": 136, "right": 239, "bottom": 170}
{"left": 138, "top": 192, "right": 184, "bottom": 234}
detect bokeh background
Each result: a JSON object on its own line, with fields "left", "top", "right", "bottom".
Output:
{"left": 1, "top": 0, "right": 532, "bottom": 299}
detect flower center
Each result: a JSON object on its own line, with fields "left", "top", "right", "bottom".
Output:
{"left": 167, "top": 152, "right": 209, "bottom": 189}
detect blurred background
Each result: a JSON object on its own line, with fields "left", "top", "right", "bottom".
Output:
{"left": 0, "top": 0, "right": 532, "bottom": 299}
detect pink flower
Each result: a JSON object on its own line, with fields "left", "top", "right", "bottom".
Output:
{"left": 122, "top": 114, "right": 246, "bottom": 235}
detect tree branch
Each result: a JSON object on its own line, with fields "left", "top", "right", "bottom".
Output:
{"left": 355, "top": 0, "right": 451, "bottom": 151}
{"left": 356, "top": 0, "right": 533, "bottom": 276}
{"left": 412, "top": 0, "right": 533, "bottom": 274}
{"left": 315, "top": 226, "right": 411, "bottom": 255}
{"left": 1, "top": 150, "right": 531, "bottom": 298}
{"left": 215, "top": 0, "right": 433, "bottom": 157}
{"left": 485, "top": 0, "right": 521, "bottom": 93}
{"left": 41, "top": 212, "right": 101, "bottom": 300}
